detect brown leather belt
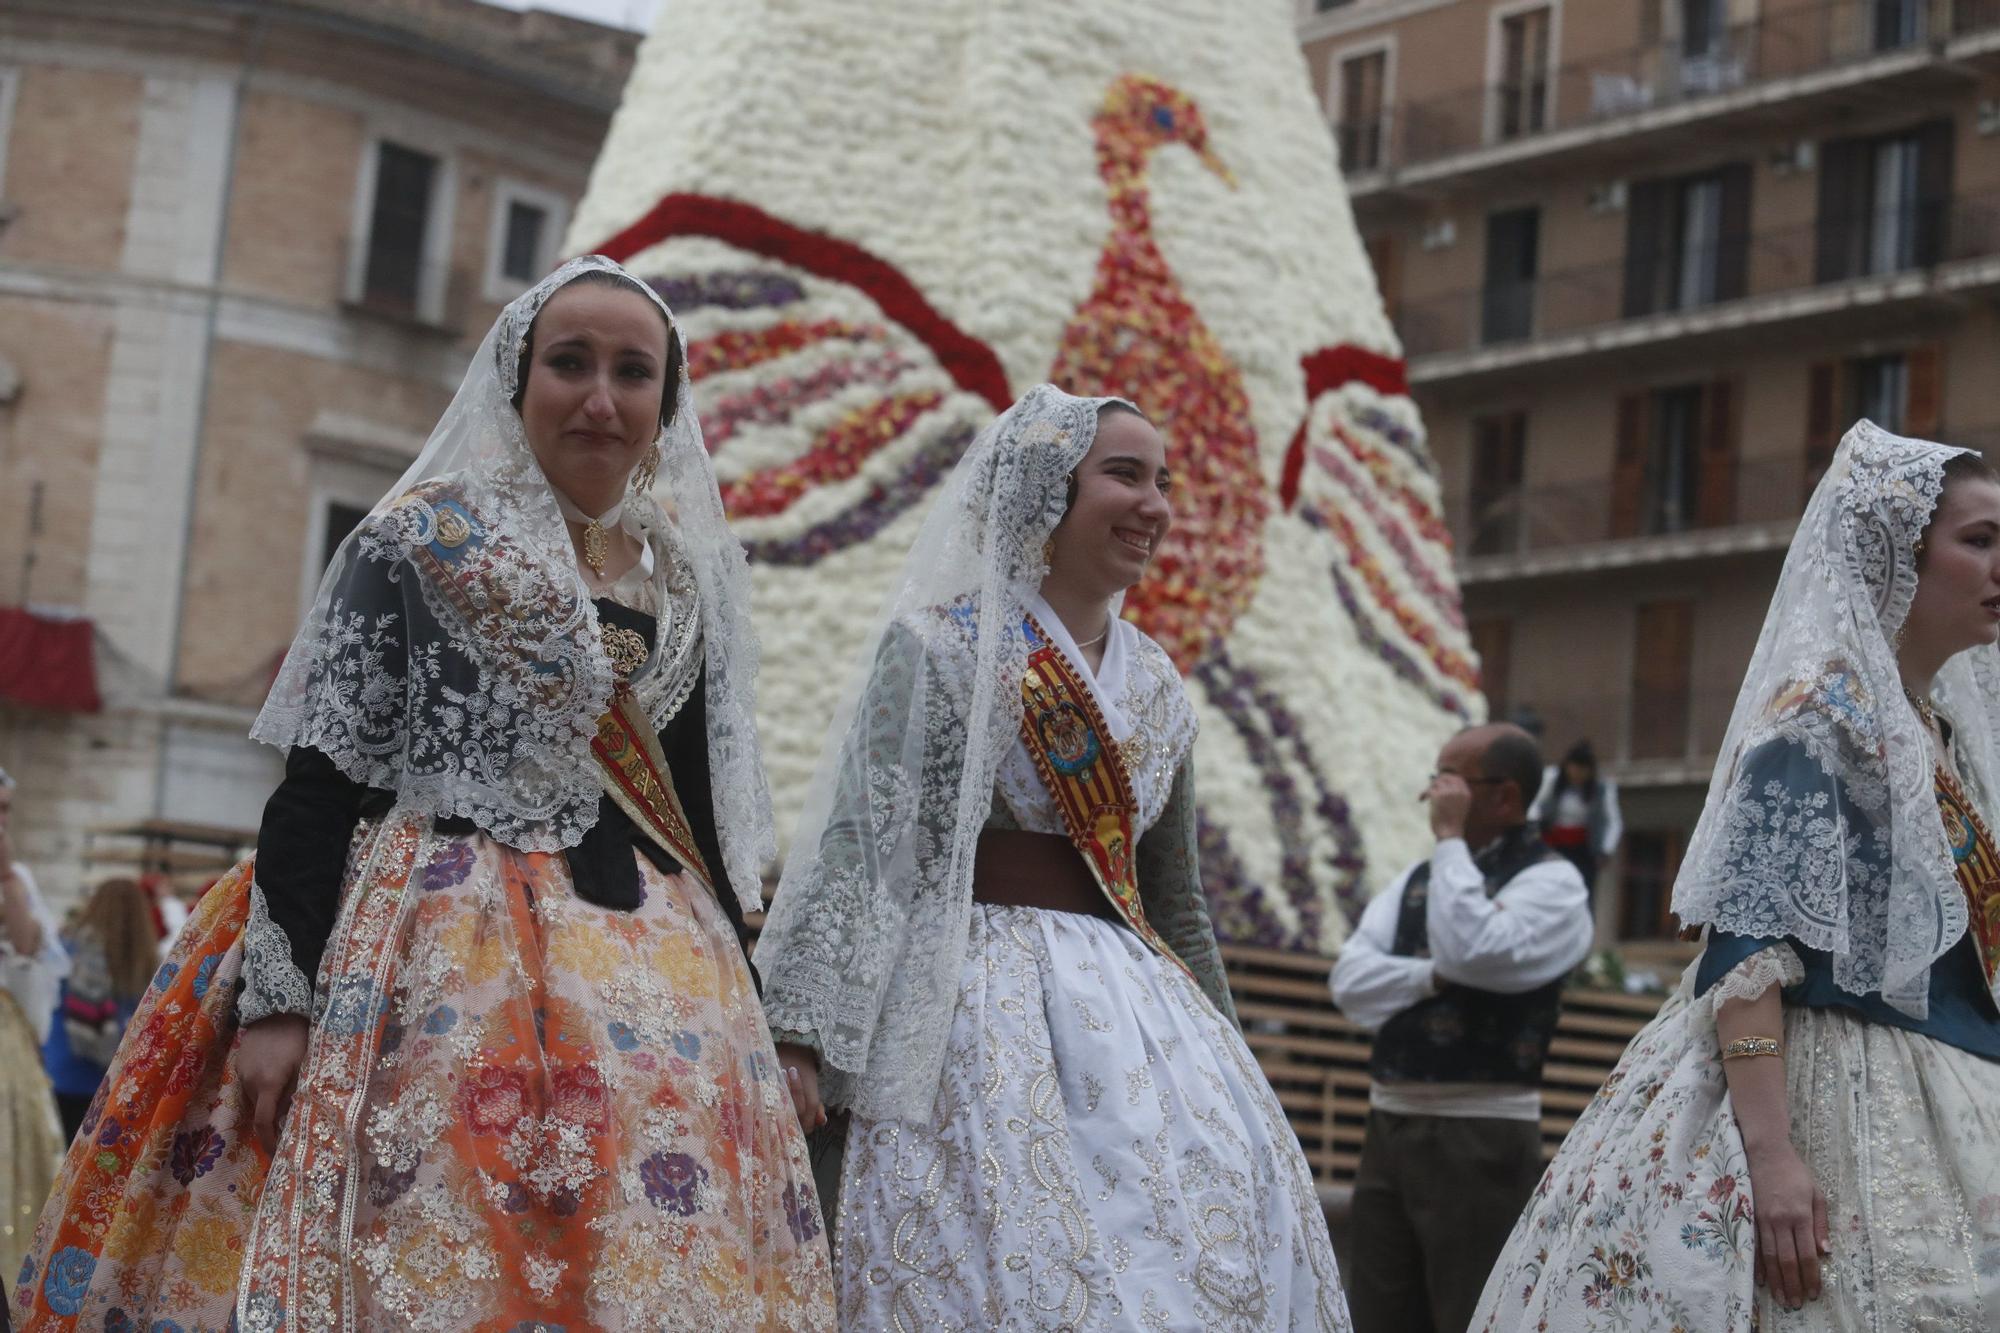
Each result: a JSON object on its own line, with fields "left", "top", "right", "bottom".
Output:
{"left": 972, "top": 829, "right": 1118, "bottom": 921}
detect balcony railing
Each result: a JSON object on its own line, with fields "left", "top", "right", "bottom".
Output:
{"left": 1500, "top": 686, "right": 1744, "bottom": 772}
{"left": 1462, "top": 456, "right": 1806, "bottom": 559}
{"left": 1343, "top": 0, "right": 1982, "bottom": 180}
{"left": 1395, "top": 193, "right": 2000, "bottom": 361}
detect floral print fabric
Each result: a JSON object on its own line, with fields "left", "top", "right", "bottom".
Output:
{"left": 1473, "top": 948, "right": 2000, "bottom": 1332}
{"left": 14, "top": 819, "right": 834, "bottom": 1331}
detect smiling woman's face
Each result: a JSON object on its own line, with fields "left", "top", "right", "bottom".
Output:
{"left": 517, "top": 280, "right": 670, "bottom": 514}
{"left": 1045, "top": 409, "right": 1175, "bottom": 600}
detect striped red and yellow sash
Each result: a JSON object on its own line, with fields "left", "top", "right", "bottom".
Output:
{"left": 593, "top": 687, "right": 713, "bottom": 896}
{"left": 1017, "top": 617, "right": 1191, "bottom": 980}
{"left": 1937, "top": 765, "right": 2000, "bottom": 987}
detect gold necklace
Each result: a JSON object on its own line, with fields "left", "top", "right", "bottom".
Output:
{"left": 1906, "top": 687, "right": 1942, "bottom": 734}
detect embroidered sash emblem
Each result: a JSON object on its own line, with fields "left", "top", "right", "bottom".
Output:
{"left": 1018, "top": 616, "right": 1191, "bottom": 980}
{"left": 1937, "top": 765, "right": 2000, "bottom": 987}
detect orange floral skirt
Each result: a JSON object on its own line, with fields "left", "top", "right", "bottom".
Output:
{"left": 12, "top": 813, "right": 835, "bottom": 1331}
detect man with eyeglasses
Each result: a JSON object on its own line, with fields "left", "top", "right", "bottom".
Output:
{"left": 1329, "top": 723, "right": 1593, "bottom": 1333}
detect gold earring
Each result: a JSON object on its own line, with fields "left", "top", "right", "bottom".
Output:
{"left": 1041, "top": 535, "right": 1056, "bottom": 567}
{"left": 632, "top": 440, "right": 662, "bottom": 493}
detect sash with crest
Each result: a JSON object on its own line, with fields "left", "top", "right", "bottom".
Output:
{"left": 1017, "top": 616, "right": 1192, "bottom": 980}
{"left": 402, "top": 489, "right": 715, "bottom": 895}
{"left": 1936, "top": 765, "right": 2000, "bottom": 986}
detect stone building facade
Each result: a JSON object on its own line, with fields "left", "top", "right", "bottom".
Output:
{"left": 0, "top": 0, "right": 637, "bottom": 907}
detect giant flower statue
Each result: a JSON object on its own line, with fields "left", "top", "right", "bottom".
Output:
{"left": 568, "top": 1, "right": 1477, "bottom": 950}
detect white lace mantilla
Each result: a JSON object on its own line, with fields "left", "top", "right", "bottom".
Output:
{"left": 756, "top": 385, "right": 1148, "bottom": 1124}
{"left": 1672, "top": 421, "right": 1992, "bottom": 1017}
{"left": 251, "top": 257, "right": 774, "bottom": 915}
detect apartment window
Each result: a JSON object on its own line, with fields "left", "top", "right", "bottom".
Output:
{"left": 1646, "top": 386, "right": 1703, "bottom": 535}
{"left": 1806, "top": 345, "right": 1942, "bottom": 484}
{"left": 320, "top": 500, "right": 370, "bottom": 573}
{"left": 1681, "top": 0, "right": 1726, "bottom": 57}
{"left": 1337, "top": 49, "right": 1388, "bottom": 173}
{"left": 1629, "top": 599, "right": 1694, "bottom": 761}
{"left": 1469, "top": 618, "right": 1513, "bottom": 717}
{"left": 1851, "top": 354, "right": 1910, "bottom": 432}
{"left": 485, "top": 181, "right": 570, "bottom": 300}
{"left": 1624, "top": 164, "right": 1750, "bottom": 317}
{"left": 0, "top": 67, "right": 20, "bottom": 200}
{"left": 1612, "top": 380, "right": 1738, "bottom": 538}
{"left": 1816, "top": 120, "right": 1954, "bottom": 282}
{"left": 1481, "top": 206, "right": 1539, "bottom": 344}
{"left": 1618, "top": 829, "right": 1685, "bottom": 939}
{"left": 1873, "top": 0, "right": 1927, "bottom": 50}
{"left": 502, "top": 203, "right": 545, "bottom": 282}
{"left": 361, "top": 142, "right": 439, "bottom": 314}
{"left": 1495, "top": 6, "right": 1552, "bottom": 141}
{"left": 1469, "top": 412, "right": 1527, "bottom": 555}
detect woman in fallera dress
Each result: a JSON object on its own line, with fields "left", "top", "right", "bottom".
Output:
{"left": 756, "top": 383, "right": 1351, "bottom": 1332}
{"left": 1473, "top": 421, "right": 2000, "bottom": 1332}
{"left": 12, "top": 256, "right": 835, "bottom": 1331}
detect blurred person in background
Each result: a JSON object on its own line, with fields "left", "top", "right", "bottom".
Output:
{"left": 1529, "top": 739, "right": 1623, "bottom": 900}
{"left": 0, "top": 767, "right": 64, "bottom": 1285}
{"left": 41, "top": 878, "right": 157, "bottom": 1141}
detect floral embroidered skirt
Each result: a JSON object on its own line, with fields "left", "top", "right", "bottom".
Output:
{"left": 834, "top": 904, "right": 1351, "bottom": 1333}
{"left": 12, "top": 814, "right": 836, "bottom": 1332}
{"left": 1472, "top": 954, "right": 2000, "bottom": 1332}
{"left": 0, "top": 989, "right": 63, "bottom": 1287}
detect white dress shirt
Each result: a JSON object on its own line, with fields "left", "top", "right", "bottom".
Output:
{"left": 1329, "top": 834, "right": 1593, "bottom": 1120}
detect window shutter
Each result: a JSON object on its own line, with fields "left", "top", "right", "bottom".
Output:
{"left": 1906, "top": 343, "right": 1944, "bottom": 436}
{"left": 1815, "top": 137, "right": 1862, "bottom": 283}
{"left": 1611, "top": 392, "right": 1648, "bottom": 538}
{"left": 1695, "top": 378, "right": 1738, "bottom": 527}
{"left": 1714, "top": 162, "right": 1752, "bottom": 301}
{"left": 1623, "top": 179, "right": 1669, "bottom": 318}
{"left": 1470, "top": 617, "right": 1513, "bottom": 716}
{"left": 1915, "top": 118, "right": 1956, "bottom": 266}
{"left": 1630, "top": 599, "right": 1694, "bottom": 760}
{"left": 1804, "top": 360, "right": 1843, "bottom": 494}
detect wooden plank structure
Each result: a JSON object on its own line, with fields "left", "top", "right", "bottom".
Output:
{"left": 1221, "top": 943, "right": 1668, "bottom": 1183}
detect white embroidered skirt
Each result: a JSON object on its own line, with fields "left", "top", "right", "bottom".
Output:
{"left": 1472, "top": 953, "right": 2000, "bottom": 1333}
{"left": 834, "top": 903, "right": 1351, "bottom": 1333}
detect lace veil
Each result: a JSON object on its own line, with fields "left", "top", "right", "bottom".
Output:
{"left": 755, "top": 383, "right": 1132, "bottom": 1121}
{"left": 252, "top": 255, "right": 774, "bottom": 915}
{"left": 1673, "top": 420, "right": 1998, "bottom": 1015}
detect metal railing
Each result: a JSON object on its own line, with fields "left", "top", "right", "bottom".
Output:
{"left": 1342, "top": 0, "right": 1982, "bottom": 179}
{"left": 1394, "top": 193, "right": 2000, "bottom": 360}
{"left": 1498, "top": 686, "right": 1745, "bottom": 769}
{"left": 1461, "top": 455, "right": 1806, "bottom": 558}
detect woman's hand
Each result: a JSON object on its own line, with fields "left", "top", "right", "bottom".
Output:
{"left": 1747, "top": 1135, "right": 1830, "bottom": 1307}
{"left": 237, "top": 1014, "right": 309, "bottom": 1156}
{"left": 776, "top": 1040, "right": 827, "bottom": 1132}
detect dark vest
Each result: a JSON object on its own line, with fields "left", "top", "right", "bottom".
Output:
{"left": 1369, "top": 827, "right": 1569, "bottom": 1087}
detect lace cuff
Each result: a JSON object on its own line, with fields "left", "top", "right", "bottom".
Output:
{"left": 1692, "top": 941, "right": 1804, "bottom": 1031}
{"left": 238, "top": 882, "right": 314, "bottom": 1025}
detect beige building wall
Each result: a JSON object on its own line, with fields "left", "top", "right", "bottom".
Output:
{"left": 0, "top": 0, "right": 636, "bottom": 910}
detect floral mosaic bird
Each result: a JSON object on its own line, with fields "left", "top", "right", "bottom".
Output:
{"left": 1048, "top": 74, "right": 1264, "bottom": 671}
{"left": 584, "top": 59, "right": 1476, "bottom": 949}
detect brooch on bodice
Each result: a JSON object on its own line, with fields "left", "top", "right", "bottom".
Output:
{"left": 601, "top": 623, "right": 650, "bottom": 683}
